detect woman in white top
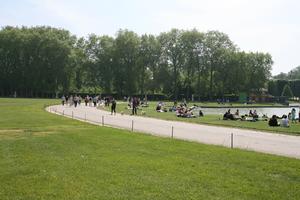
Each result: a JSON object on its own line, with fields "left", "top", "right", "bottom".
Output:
{"left": 281, "top": 115, "right": 289, "bottom": 127}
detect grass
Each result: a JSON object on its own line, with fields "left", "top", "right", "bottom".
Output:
{"left": 0, "top": 98, "right": 300, "bottom": 199}
{"left": 104, "top": 101, "right": 300, "bottom": 135}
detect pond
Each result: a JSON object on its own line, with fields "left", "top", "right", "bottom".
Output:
{"left": 197, "top": 106, "right": 300, "bottom": 117}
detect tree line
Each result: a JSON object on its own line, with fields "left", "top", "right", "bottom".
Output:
{"left": 0, "top": 26, "right": 273, "bottom": 100}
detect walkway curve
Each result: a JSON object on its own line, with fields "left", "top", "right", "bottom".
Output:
{"left": 47, "top": 105, "right": 300, "bottom": 159}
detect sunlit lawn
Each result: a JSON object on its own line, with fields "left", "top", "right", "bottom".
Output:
{"left": 0, "top": 98, "right": 300, "bottom": 199}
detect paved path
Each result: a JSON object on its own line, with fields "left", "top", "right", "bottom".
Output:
{"left": 47, "top": 105, "right": 300, "bottom": 159}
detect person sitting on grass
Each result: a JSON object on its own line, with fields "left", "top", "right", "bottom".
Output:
{"left": 249, "top": 110, "right": 253, "bottom": 117}
{"left": 199, "top": 110, "right": 204, "bottom": 117}
{"left": 269, "top": 115, "right": 280, "bottom": 127}
{"left": 235, "top": 109, "right": 239, "bottom": 116}
{"left": 253, "top": 110, "right": 259, "bottom": 119}
{"left": 281, "top": 115, "right": 290, "bottom": 128}
{"left": 223, "top": 109, "right": 234, "bottom": 120}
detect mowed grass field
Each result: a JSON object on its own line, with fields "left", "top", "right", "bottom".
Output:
{"left": 104, "top": 101, "right": 300, "bottom": 135}
{"left": 0, "top": 98, "right": 300, "bottom": 199}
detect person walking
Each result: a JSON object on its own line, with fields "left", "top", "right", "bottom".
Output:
{"left": 111, "top": 98, "right": 117, "bottom": 115}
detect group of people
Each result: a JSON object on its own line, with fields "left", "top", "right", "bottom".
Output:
{"left": 155, "top": 101, "right": 204, "bottom": 118}
{"left": 61, "top": 94, "right": 118, "bottom": 115}
{"left": 61, "top": 95, "right": 103, "bottom": 108}
{"left": 125, "top": 96, "right": 148, "bottom": 115}
{"left": 223, "top": 109, "right": 261, "bottom": 121}
{"left": 268, "top": 108, "right": 299, "bottom": 127}
{"left": 222, "top": 107, "right": 299, "bottom": 127}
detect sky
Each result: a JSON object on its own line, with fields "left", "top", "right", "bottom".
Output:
{"left": 1, "top": 0, "right": 299, "bottom": 75}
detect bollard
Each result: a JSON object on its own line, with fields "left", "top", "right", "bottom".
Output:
{"left": 102, "top": 116, "right": 104, "bottom": 126}
{"left": 63, "top": 110, "right": 64, "bottom": 116}
{"left": 171, "top": 126, "right": 174, "bottom": 138}
{"left": 131, "top": 120, "right": 134, "bottom": 132}
{"left": 231, "top": 133, "right": 233, "bottom": 149}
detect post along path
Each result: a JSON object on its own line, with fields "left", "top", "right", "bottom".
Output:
{"left": 47, "top": 105, "right": 300, "bottom": 159}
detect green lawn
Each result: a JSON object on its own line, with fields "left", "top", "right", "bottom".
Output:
{"left": 1, "top": 98, "right": 300, "bottom": 199}
{"left": 105, "top": 101, "right": 300, "bottom": 135}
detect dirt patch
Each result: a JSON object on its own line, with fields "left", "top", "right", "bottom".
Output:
{"left": 0, "top": 129, "right": 56, "bottom": 140}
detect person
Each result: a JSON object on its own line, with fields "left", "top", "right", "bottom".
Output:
{"left": 65, "top": 95, "right": 69, "bottom": 105}
{"left": 93, "top": 96, "right": 97, "bottom": 107}
{"left": 199, "top": 110, "right": 204, "bottom": 117}
{"left": 249, "top": 110, "right": 253, "bottom": 117}
{"left": 288, "top": 112, "right": 292, "bottom": 121}
{"left": 156, "top": 104, "right": 162, "bottom": 112}
{"left": 69, "top": 95, "right": 73, "bottom": 106}
{"left": 268, "top": 115, "right": 279, "bottom": 126}
{"left": 291, "top": 108, "right": 296, "bottom": 123}
{"left": 111, "top": 98, "right": 116, "bottom": 115}
{"left": 85, "top": 96, "right": 89, "bottom": 106}
{"left": 235, "top": 109, "right": 239, "bottom": 116}
{"left": 132, "top": 97, "right": 138, "bottom": 115}
{"left": 78, "top": 95, "right": 82, "bottom": 105}
{"left": 281, "top": 115, "right": 289, "bottom": 127}
{"left": 223, "top": 109, "right": 234, "bottom": 120}
{"left": 253, "top": 110, "right": 258, "bottom": 119}
{"left": 61, "top": 95, "right": 66, "bottom": 106}
{"left": 74, "top": 95, "right": 78, "bottom": 108}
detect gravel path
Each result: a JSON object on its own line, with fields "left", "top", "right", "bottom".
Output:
{"left": 47, "top": 105, "right": 300, "bottom": 159}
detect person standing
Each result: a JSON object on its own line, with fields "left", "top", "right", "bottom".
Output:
{"left": 61, "top": 95, "right": 66, "bottom": 106}
{"left": 111, "top": 98, "right": 117, "bottom": 115}
{"left": 291, "top": 108, "right": 296, "bottom": 123}
{"left": 74, "top": 95, "right": 78, "bottom": 108}
{"left": 65, "top": 96, "right": 69, "bottom": 105}
{"left": 132, "top": 97, "right": 138, "bottom": 115}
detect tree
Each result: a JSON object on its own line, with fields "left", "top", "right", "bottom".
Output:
{"left": 137, "top": 34, "right": 161, "bottom": 94}
{"left": 203, "top": 31, "right": 236, "bottom": 99}
{"left": 0, "top": 26, "right": 274, "bottom": 99}
{"left": 158, "top": 29, "right": 184, "bottom": 100}
{"left": 281, "top": 84, "right": 293, "bottom": 97}
{"left": 113, "top": 29, "right": 140, "bottom": 95}
{"left": 181, "top": 29, "right": 204, "bottom": 99}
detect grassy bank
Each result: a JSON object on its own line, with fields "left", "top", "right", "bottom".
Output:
{"left": 104, "top": 101, "right": 300, "bottom": 135}
{"left": 0, "top": 98, "right": 300, "bottom": 199}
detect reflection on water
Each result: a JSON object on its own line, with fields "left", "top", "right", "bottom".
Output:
{"left": 197, "top": 107, "right": 300, "bottom": 117}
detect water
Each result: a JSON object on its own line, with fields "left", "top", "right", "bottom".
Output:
{"left": 197, "top": 107, "right": 300, "bottom": 117}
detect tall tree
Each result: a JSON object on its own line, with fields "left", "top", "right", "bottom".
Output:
{"left": 158, "top": 29, "right": 184, "bottom": 100}
{"left": 113, "top": 29, "right": 140, "bottom": 95}
{"left": 203, "top": 31, "right": 236, "bottom": 99}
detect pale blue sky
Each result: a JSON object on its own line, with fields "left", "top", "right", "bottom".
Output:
{"left": 1, "top": 0, "right": 299, "bottom": 75}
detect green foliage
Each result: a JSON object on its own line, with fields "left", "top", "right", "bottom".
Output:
{"left": 0, "top": 26, "right": 273, "bottom": 98}
{"left": 269, "top": 80, "right": 300, "bottom": 97}
{"left": 281, "top": 84, "right": 294, "bottom": 97}
{"left": 273, "top": 66, "right": 300, "bottom": 80}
